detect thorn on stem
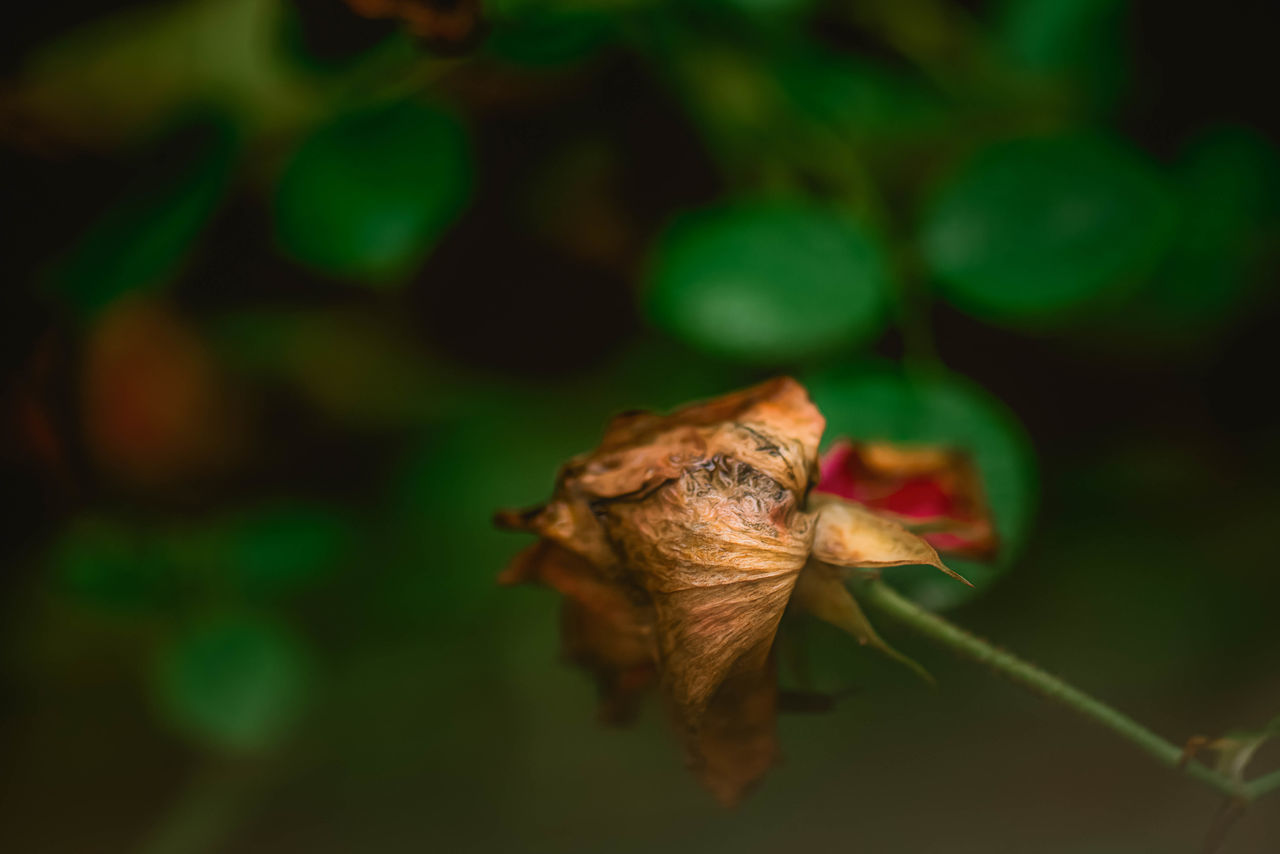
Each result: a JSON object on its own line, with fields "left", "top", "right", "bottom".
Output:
{"left": 1180, "top": 735, "right": 1212, "bottom": 770}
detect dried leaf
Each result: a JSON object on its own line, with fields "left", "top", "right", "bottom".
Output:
{"left": 793, "top": 560, "right": 932, "bottom": 682}
{"left": 811, "top": 493, "right": 971, "bottom": 585}
{"left": 1183, "top": 715, "right": 1280, "bottom": 786}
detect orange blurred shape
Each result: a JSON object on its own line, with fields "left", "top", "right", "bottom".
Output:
{"left": 9, "top": 333, "right": 69, "bottom": 481}
{"left": 344, "top": 0, "right": 485, "bottom": 49}
{"left": 83, "top": 297, "right": 241, "bottom": 486}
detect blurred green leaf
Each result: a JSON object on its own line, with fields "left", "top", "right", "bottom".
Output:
{"left": 274, "top": 99, "right": 471, "bottom": 281}
{"left": 921, "top": 133, "right": 1176, "bottom": 322}
{"left": 485, "top": 2, "right": 614, "bottom": 67}
{"left": 777, "top": 50, "right": 943, "bottom": 139}
{"left": 805, "top": 364, "right": 1036, "bottom": 608}
{"left": 1142, "top": 126, "right": 1280, "bottom": 331}
{"left": 393, "top": 415, "right": 592, "bottom": 618}
{"left": 217, "top": 310, "right": 444, "bottom": 427}
{"left": 55, "top": 503, "right": 352, "bottom": 614}
{"left": 995, "top": 0, "right": 1129, "bottom": 108}
{"left": 53, "top": 518, "right": 177, "bottom": 613}
{"left": 15, "top": 0, "right": 315, "bottom": 145}
{"left": 386, "top": 357, "right": 743, "bottom": 622}
{"left": 278, "top": 0, "right": 410, "bottom": 74}
{"left": 164, "top": 502, "right": 355, "bottom": 600}
{"left": 154, "top": 613, "right": 310, "bottom": 750}
{"left": 218, "top": 504, "right": 355, "bottom": 597}
{"left": 47, "top": 118, "right": 239, "bottom": 318}
{"left": 647, "top": 201, "right": 890, "bottom": 363}
{"left": 699, "top": 0, "right": 816, "bottom": 15}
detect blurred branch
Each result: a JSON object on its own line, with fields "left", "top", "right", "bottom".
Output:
{"left": 1248, "top": 768, "right": 1280, "bottom": 799}
{"left": 859, "top": 580, "right": 1277, "bottom": 804}
{"left": 894, "top": 256, "right": 940, "bottom": 371}
{"left": 137, "top": 759, "right": 279, "bottom": 854}
{"left": 842, "top": 0, "right": 987, "bottom": 95}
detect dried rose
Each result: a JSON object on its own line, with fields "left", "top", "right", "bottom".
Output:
{"left": 496, "top": 377, "right": 989, "bottom": 804}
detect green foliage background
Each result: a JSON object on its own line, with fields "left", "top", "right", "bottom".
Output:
{"left": 2, "top": 0, "right": 1279, "bottom": 851}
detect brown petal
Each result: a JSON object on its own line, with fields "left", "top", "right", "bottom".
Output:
{"left": 596, "top": 456, "right": 814, "bottom": 717}
{"left": 596, "top": 377, "right": 823, "bottom": 460}
{"left": 810, "top": 493, "right": 971, "bottom": 586}
{"left": 649, "top": 575, "right": 796, "bottom": 721}
{"left": 793, "top": 561, "right": 931, "bottom": 682}
{"left": 561, "top": 598, "right": 657, "bottom": 725}
{"left": 494, "top": 498, "right": 619, "bottom": 574}
{"left": 594, "top": 456, "right": 812, "bottom": 802}
{"left": 858, "top": 442, "right": 956, "bottom": 477}
{"left": 500, "top": 540, "right": 658, "bottom": 723}
{"left": 580, "top": 376, "right": 824, "bottom": 498}
{"left": 686, "top": 654, "right": 780, "bottom": 806}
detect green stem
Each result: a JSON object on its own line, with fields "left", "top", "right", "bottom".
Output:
{"left": 137, "top": 759, "right": 278, "bottom": 854}
{"left": 859, "top": 580, "right": 1272, "bottom": 802}
{"left": 1248, "top": 768, "right": 1280, "bottom": 800}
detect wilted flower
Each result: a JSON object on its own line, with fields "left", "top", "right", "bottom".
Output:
{"left": 496, "top": 377, "right": 994, "bottom": 804}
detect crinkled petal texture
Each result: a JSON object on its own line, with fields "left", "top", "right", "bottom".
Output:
{"left": 499, "top": 377, "right": 823, "bottom": 804}
{"left": 597, "top": 454, "right": 813, "bottom": 803}
{"left": 497, "top": 378, "right": 975, "bottom": 805}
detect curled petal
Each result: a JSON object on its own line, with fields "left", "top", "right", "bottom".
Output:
{"left": 495, "top": 500, "right": 619, "bottom": 574}
{"left": 576, "top": 377, "right": 825, "bottom": 499}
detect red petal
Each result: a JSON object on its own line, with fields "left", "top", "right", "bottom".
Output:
{"left": 816, "top": 439, "right": 998, "bottom": 559}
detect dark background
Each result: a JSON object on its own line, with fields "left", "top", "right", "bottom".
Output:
{"left": 2, "top": 1, "right": 1279, "bottom": 851}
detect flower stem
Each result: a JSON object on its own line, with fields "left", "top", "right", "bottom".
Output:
{"left": 1248, "top": 768, "right": 1280, "bottom": 800}
{"left": 137, "top": 758, "right": 279, "bottom": 854}
{"left": 858, "top": 580, "right": 1273, "bottom": 802}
